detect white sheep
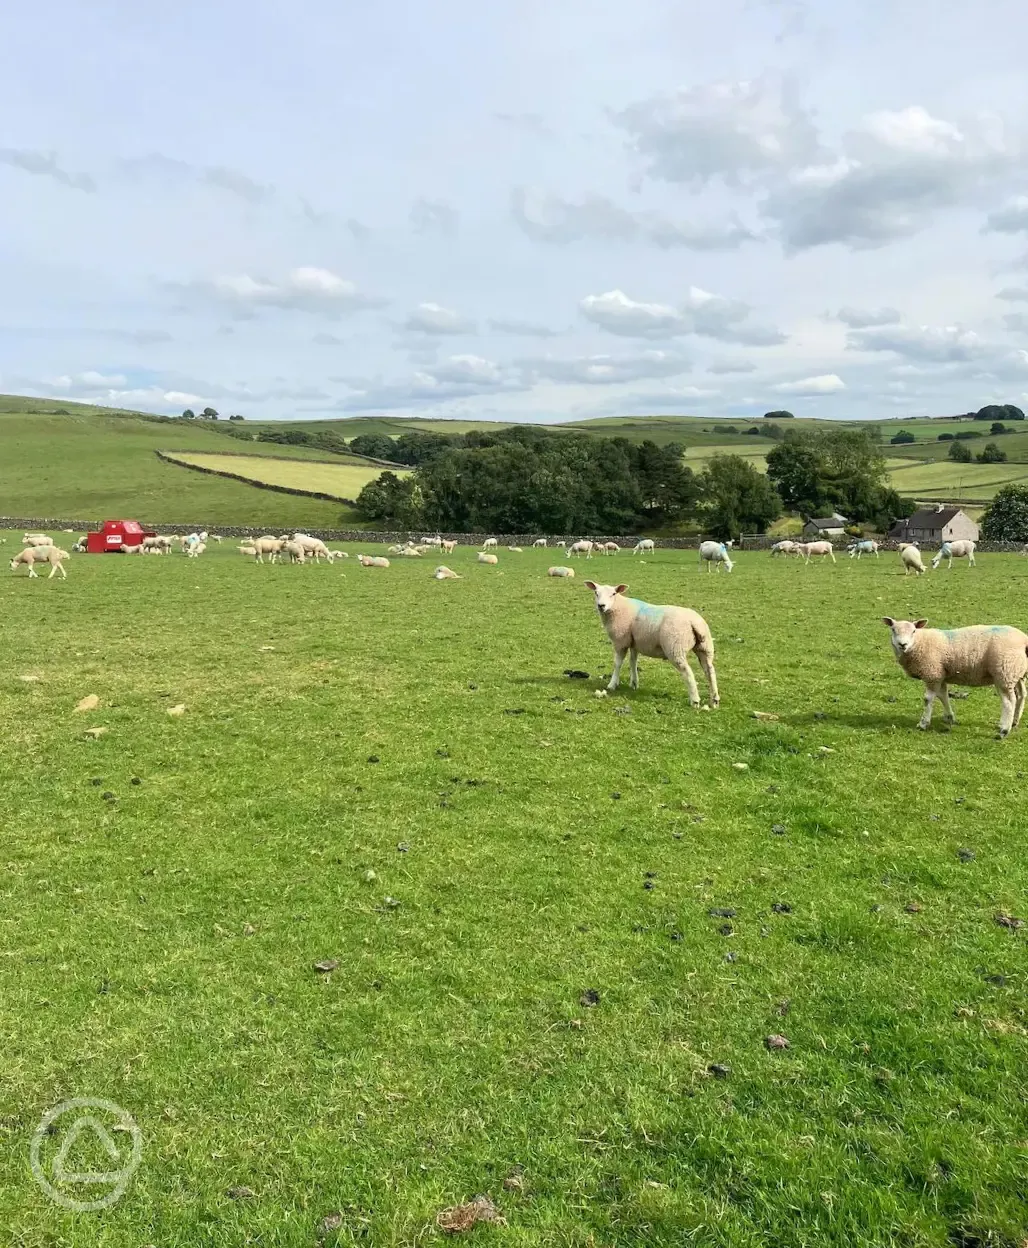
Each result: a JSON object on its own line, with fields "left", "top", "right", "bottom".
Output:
{"left": 357, "top": 555, "right": 390, "bottom": 568}
{"left": 399, "top": 547, "right": 422, "bottom": 558}
{"left": 441, "top": 539, "right": 457, "bottom": 555}
{"left": 325, "top": 549, "right": 348, "bottom": 562}
{"left": 547, "top": 566, "right": 575, "bottom": 578}
{"left": 482, "top": 538, "right": 499, "bottom": 549}
{"left": 532, "top": 538, "right": 547, "bottom": 548}
{"left": 882, "top": 616, "right": 1028, "bottom": 737}
{"left": 421, "top": 535, "right": 442, "bottom": 547}
{"left": 698, "top": 540, "right": 734, "bottom": 573}
{"left": 478, "top": 552, "right": 499, "bottom": 565}
{"left": 120, "top": 543, "right": 142, "bottom": 555}
{"left": 848, "top": 539, "right": 879, "bottom": 559}
{"left": 72, "top": 539, "right": 87, "bottom": 553}
{"left": 282, "top": 540, "right": 306, "bottom": 564}
{"left": 603, "top": 542, "right": 621, "bottom": 555}
{"left": 798, "top": 540, "right": 836, "bottom": 564}
{"left": 770, "top": 540, "right": 797, "bottom": 556}
{"left": 899, "top": 543, "right": 926, "bottom": 576}
{"left": 584, "top": 581, "right": 719, "bottom": 707}
{"left": 11, "top": 546, "right": 69, "bottom": 579}
{"left": 252, "top": 537, "right": 284, "bottom": 564}
{"left": 238, "top": 544, "right": 258, "bottom": 557}
{"left": 932, "top": 539, "right": 976, "bottom": 570}
{"left": 186, "top": 541, "right": 207, "bottom": 558}
{"left": 566, "top": 540, "right": 594, "bottom": 558}
{"left": 22, "top": 533, "right": 51, "bottom": 547}
{"left": 508, "top": 546, "right": 524, "bottom": 553}
{"left": 632, "top": 539, "right": 655, "bottom": 555}
{"left": 434, "top": 565, "right": 461, "bottom": 579}
{"left": 210, "top": 535, "right": 223, "bottom": 543}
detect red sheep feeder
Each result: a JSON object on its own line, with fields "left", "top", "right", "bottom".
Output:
{"left": 85, "top": 520, "right": 154, "bottom": 553}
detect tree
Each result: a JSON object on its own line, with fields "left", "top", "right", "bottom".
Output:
{"left": 182, "top": 408, "right": 195, "bottom": 419}
{"left": 764, "top": 410, "right": 795, "bottom": 419}
{"left": 765, "top": 438, "right": 822, "bottom": 512}
{"left": 700, "top": 454, "right": 781, "bottom": 539}
{"left": 765, "top": 427, "right": 891, "bottom": 522}
{"left": 1005, "top": 404, "right": 1026, "bottom": 421}
{"left": 948, "top": 440, "right": 973, "bottom": 462}
{"left": 981, "top": 485, "right": 1028, "bottom": 540}
{"left": 977, "top": 442, "right": 1007, "bottom": 463}
{"left": 890, "top": 430, "right": 915, "bottom": 444}
{"left": 354, "top": 472, "right": 424, "bottom": 525}
{"left": 229, "top": 413, "right": 245, "bottom": 421}
{"left": 976, "top": 402, "right": 1025, "bottom": 422}
{"left": 937, "top": 433, "right": 954, "bottom": 441}
{"left": 201, "top": 406, "right": 219, "bottom": 420}
{"left": 991, "top": 422, "right": 1007, "bottom": 435}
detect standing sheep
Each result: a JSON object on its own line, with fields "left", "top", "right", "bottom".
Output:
{"left": 848, "top": 539, "right": 879, "bottom": 558}
{"left": 632, "top": 539, "right": 655, "bottom": 555}
{"left": 442, "top": 539, "right": 458, "bottom": 555}
{"left": 770, "top": 540, "right": 797, "bottom": 556}
{"left": 882, "top": 617, "right": 1028, "bottom": 737}
{"left": 899, "top": 543, "right": 926, "bottom": 576}
{"left": 11, "top": 546, "right": 69, "bottom": 579}
{"left": 602, "top": 542, "right": 621, "bottom": 555}
{"left": 252, "top": 537, "right": 285, "bottom": 564}
{"left": 932, "top": 539, "right": 976, "bottom": 570}
{"left": 566, "top": 540, "right": 594, "bottom": 558}
{"left": 698, "top": 540, "right": 734, "bottom": 573}
{"left": 798, "top": 540, "right": 837, "bottom": 564}
{"left": 532, "top": 538, "right": 548, "bottom": 548}
{"left": 482, "top": 538, "right": 499, "bottom": 549}
{"left": 584, "top": 581, "right": 719, "bottom": 707}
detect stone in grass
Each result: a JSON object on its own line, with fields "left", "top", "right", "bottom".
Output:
{"left": 436, "top": 1194, "right": 505, "bottom": 1233}
{"left": 166, "top": 704, "right": 187, "bottom": 717}
{"left": 994, "top": 912, "right": 1024, "bottom": 930}
{"left": 957, "top": 848, "right": 976, "bottom": 862}
{"left": 718, "top": 923, "right": 734, "bottom": 937}
{"left": 579, "top": 988, "right": 600, "bottom": 1007}
{"left": 771, "top": 902, "right": 793, "bottom": 915}
{"left": 564, "top": 669, "right": 589, "bottom": 680}
{"left": 318, "top": 1212, "right": 344, "bottom": 1239}
{"left": 732, "top": 762, "right": 749, "bottom": 771}
{"left": 708, "top": 1063, "right": 731, "bottom": 1079}
{"left": 708, "top": 907, "right": 736, "bottom": 919}
{"left": 502, "top": 1167, "right": 527, "bottom": 1193}
{"left": 313, "top": 959, "right": 339, "bottom": 973}
{"left": 904, "top": 902, "right": 923, "bottom": 914}
{"left": 75, "top": 694, "right": 100, "bottom": 713}
{"left": 130, "top": 777, "right": 142, "bottom": 786}
{"left": 771, "top": 824, "right": 786, "bottom": 837}
{"left": 227, "top": 1186, "right": 255, "bottom": 1200}
{"left": 101, "top": 791, "right": 116, "bottom": 802}
{"left": 367, "top": 755, "right": 380, "bottom": 764}
{"left": 723, "top": 951, "right": 738, "bottom": 963}
{"left": 765, "top": 1033, "right": 790, "bottom": 1051}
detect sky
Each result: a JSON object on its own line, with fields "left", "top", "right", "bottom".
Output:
{"left": 3, "top": 0, "right": 1028, "bottom": 424}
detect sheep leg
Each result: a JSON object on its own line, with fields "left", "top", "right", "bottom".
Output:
{"left": 608, "top": 648, "right": 628, "bottom": 692}
{"left": 1014, "top": 678, "right": 1027, "bottom": 728}
{"left": 998, "top": 687, "right": 1016, "bottom": 738}
{"left": 968, "top": 552, "right": 976, "bottom": 566}
{"left": 918, "top": 685, "right": 938, "bottom": 730}
{"left": 675, "top": 656, "right": 701, "bottom": 707}
{"left": 629, "top": 649, "right": 639, "bottom": 689}
{"left": 696, "top": 647, "right": 719, "bottom": 707}
{"left": 27, "top": 565, "right": 38, "bottom": 578}
{"left": 937, "top": 683, "right": 955, "bottom": 725}
{"left": 829, "top": 550, "right": 837, "bottom": 563}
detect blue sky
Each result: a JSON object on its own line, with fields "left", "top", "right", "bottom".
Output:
{"left": 3, "top": 0, "right": 1028, "bottom": 422}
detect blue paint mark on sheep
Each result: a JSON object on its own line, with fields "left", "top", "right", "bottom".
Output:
{"left": 625, "top": 598, "right": 666, "bottom": 622}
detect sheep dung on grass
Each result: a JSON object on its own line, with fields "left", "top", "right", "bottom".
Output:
{"left": 584, "top": 581, "right": 719, "bottom": 707}
{"left": 882, "top": 617, "right": 1028, "bottom": 737}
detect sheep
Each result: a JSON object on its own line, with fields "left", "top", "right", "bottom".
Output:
{"left": 899, "top": 542, "right": 926, "bottom": 575}
{"left": 399, "top": 547, "right": 422, "bottom": 558}
{"left": 120, "top": 543, "right": 143, "bottom": 554}
{"left": 533, "top": 538, "right": 547, "bottom": 548}
{"left": 210, "top": 535, "right": 223, "bottom": 544}
{"left": 185, "top": 541, "right": 207, "bottom": 558}
{"left": 22, "top": 533, "right": 51, "bottom": 547}
{"left": 11, "top": 546, "right": 69, "bottom": 579}
{"left": 325, "top": 549, "right": 348, "bottom": 563}
{"left": 882, "top": 617, "right": 1028, "bottom": 737}
{"left": 508, "top": 546, "right": 524, "bottom": 553}
{"left": 584, "top": 581, "right": 719, "bottom": 707}
{"left": 292, "top": 534, "right": 331, "bottom": 561}
{"left": 699, "top": 540, "right": 734, "bottom": 573}
{"left": 357, "top": 555, "right": 390, "bottom": 568}
{"left": 770, "top": 540, "right": 797, "bottom": 556}
{"left": 478, "top": 552, "right": 499, "bottom": 565}
{"left": 798, "top": 540, "right": 836, "bottom": 564}
{"left": 421, "top": 535, "right": 442, "bottom": 547}
{"left": 442, "top": 539, "right": 457, "bottom": 555}
{"left": 848, "top": 539, "right": 880, "bottom": 559}
{"left": 282, "top": 540, "right": 306, "bottom": 564}
{"left": 632, "top": 539, "right": 655, "bottom": 555}
{"left": 603, "top": 542, "right": 621, "bottom": 555}
{"left": 434, "top": 565, "right": 461, "bottom": 579}
{"left": 547, "top": 566, "right": 575, "bottom": 578}
{"left": 72, "top": 538, "right": 88, "bottom": 553}
{"left": 932, "top": 539, "right": 976, "bottom": 570}
{"left": 252, "top": 537, "right": 285, "bottom": 564}
{"left": 238, "top": 544, "right": 258, "bottom": 557}
{"left": 566, "top": 540, "right": 594, "bottom": 558}
{"left": 482, "top": 538, "right": 499, "bottom": 549}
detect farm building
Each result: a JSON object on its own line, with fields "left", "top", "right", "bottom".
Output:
{"left": 889, "top": 505, "right": 979, "bottom": 545}
{"left": 85, "top": 519, "right": 153, "bottom": 553}
{"left": 802, "top": 512, "right": 849, "bottom": 539}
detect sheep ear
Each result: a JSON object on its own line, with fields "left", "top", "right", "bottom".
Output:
{"left": 915, "top": 618, "right": 928, "bottom": 629}
{"left": 882, "top": 617, "right": 895, "bottom": 627}
{"left": 584, "top": 580, "right": 597, "bottom": 591}
{"left": 615, "top": 584, "right": 628, "bottom": 594}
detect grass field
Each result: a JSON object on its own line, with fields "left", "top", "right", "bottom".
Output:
{"left": 161, "top": 452, "right": 409, "bottom": 501}
{"left": 887, "top": 460, "right": 1028, "bottom": 501}
{"left": 3, "top": 537, "right": 1027, "bottom": 1246}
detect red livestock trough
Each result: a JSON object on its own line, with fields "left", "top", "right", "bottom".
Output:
{"left": 85, "top": 519, "right": 155, "bottom": 553}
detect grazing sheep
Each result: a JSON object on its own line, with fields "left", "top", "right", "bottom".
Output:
{"left": 482, "top": 538, "right": 499, "bottom": 549}
{"left": 441, "top": 539, "right": 457, "bottom": 555}
{"left": 899, "top": 542, "right": 926, "bottom": 576}
{"left": 798, "top": 540, "right": 836, "bottom": 564}
{"left": 932, "top": 539, "right": 976, "bottom": 570}
{"left": 434, "top": 565, "right": 461, "bottom": 579}
{"left": 699, "top": 540, "right": 734, "bottom": 573}
{"left": 632, "top": 539, "right": 655, "bottom": 555}
{"left": 292, "top": 533, "right": 331, "bottom": 561}
{"left": 11, "top": 546, "right": 69, "bottom": 579}
{"left": 357, "top": 555, "right": 390, "bottom": 568}
{"left": 420, "top": 535, "right": 442, "bottom": 547}
{"left": 584, "top": 581, "right": 719, "bottom": 707}
{"left": 533, "top": 538, "right": 548, "bottom": 548}
{"left": 282, "top": 540, "right": 306, "bottom": 564}
{"left": 252, "top": 537, "right": 285, "bottom": 564}
{"left": 478, "top": 552, "right": 499, "bottom": 565}
{"left": 770, "top": 540, "right": 797, "bottom": 556}
{"left": 603, "top": 542, "right": 621, "bottom": 555}
{"left": 566, "top": 540, "right": 594, "bottom": 558}
{"left": 547, "top": 566, "right": 575, "bottom": 578}
{"left": 848, "top": 539, "right": 880, "bottom": 559}
{"left": 882, "top": 616, "right": 1028, "bottom": 737}
{"left": 72, "top": 538, "right": 87, "bottom": 553}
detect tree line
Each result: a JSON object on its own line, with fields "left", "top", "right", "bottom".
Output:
{"left": 351, "top": 425, "right": 911, "bottom": 538}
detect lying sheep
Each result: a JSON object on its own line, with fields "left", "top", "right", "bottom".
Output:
{"left": 883, "top": 616, "right": 1028, "bottom": 737}
{"left": 399, "top": 547, "right": 422, "bottom": 558}
{"left": 325, "top": 550, "right": 348, "bottom": 562}
{"left": 798, "top": 540, "right": 836, "bottom": 564}
{"left": 238, "top": 544, "right": 258, "bottom": 557}
{"left": 584, "top": 581, "right": 719, "bottom": 707}
{"left": 547, "top": 566, "right": 575, "bottom": 578}
{"left": 434, "top": 565, "right": 461, "bottom": 579}
{"left": 357, "top": 555, "right": 390, "bottom": 568}
{"left": 699, "top": 540, "right": 734, "bottom": 573}
{"left": 632, "top": 539, "right": 655, "bottom": 555}
{"left": 932, "top": 539, "right": 976, "bottom": 570}
{"left": 899, "top": 542, "right": 926, "bottom": 576}
{"left": 11, "top": 546, "right": 69, "bottom": 579}
{"left": 508, "top": 546, "right": 524, "bottom": 553}
{"left": 478, "top": 552, "right": 499, "bottom": 565}
{"left": 22, "top": 533, "right": 51, "bottom": 547}
{"left": 566, "top": 540, "right": 594, "bottom": 558}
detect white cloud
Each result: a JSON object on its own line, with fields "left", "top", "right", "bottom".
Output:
{"left": 518, "top": 349, "right": 691, "bottom": 385}
{"left": 984, "top": 196, "right": 1028, "bottom": 234}
{"left": 835, "top": 306, "right": 902, "bottom": 328}
{"left": 997, "top": 286, "right": 1028, "bottom": 302}
{"left": 118, "top": 153, "right": 271, "bottom": 203}
{"left": 494, "top": 111, "right": 553, "bottom": 139}
{"left": 403, "top": 302, "right": 475, "bottom": 334}
{"left": 184, "top": 268, "right": 384, "bottom": 316}
{"left": 409, "top": 198, "right": 459, "bottom": 236}
{"left": 511, "top": 187, "right": 756, "bottom": 249}
{"left": 579, "top": 287, "right": 785, "bottom": 345}
{"left": 338, "top": 354, "right": 517, "bottom": 412}
{"left": 487, "top": 317, "right": 560, "bottom": 338}
{"left": 46, "top": 370, "right": 129, "bottom": 391}
{"left": 847, "top": 322, "right": 991, "bottom": 362}
{"left": 706, "top": 358, "right": 757, "bottom": 374}
{"left": 0, "top": 147, "right": 95, "bottom": 192}
{"left": 771, "top": 373, "right": 846, "bottom": 394}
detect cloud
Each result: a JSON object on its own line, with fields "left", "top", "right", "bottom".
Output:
{"left": 47, "top": 370, "right": 129, "bottom": 391}
{"left": 579, "top": 287, "right": 785, "bottom": 345}
{"left": 763, "top": 106, "right": 1016, "bottom": 251}
{"left": 510, "top": 187, "right": 756, "bottom": 249}
{"left": 118, "top": 153, "right": 271, "bottom": 203}
{"left": 494, "top": 111, "right": 553, "bottom": 139}
{"left": 835, "top": 305, "right": 902, "bottom": 328}
{"left": 613, "top": 77, "right": 821, "bottom": 187}
{"left": 706, "top": 358, "right": 757, "bottom": 374}
{"left": 487, "top": 317, "right": 561, "bottom": 338}
{"left": 1003, "top": 313, "right": 1028, "bottom": 333}
{"left": 771, "top": 373, "right": 846, "bottom": 394}
{"left": 312, "top": 332, "right": 343, "bottom": 345}
{"left": 338, "top": 354, "right": 517, "bottom": 411}
{"left": 997, "top": 286, "right": 1028, "bottom": 302}
{"left": 410, "top": 197, "right": 459, "bottom": 236}
{"left": 346, "top": 218, "right": 372, "bottom": 242}
{"left": 403, "top": 302, "right": 475, "bottom": 334}
{"left": 0, "top": 147, "right": 95, "bottom": 192}
{"left": 104, "top": 329, "right": 174, "bottom": 345}
{"left": 847, "top": 322, "right": 993, "bottom": 361}
{"left": 300, "top": 197, "right": 332, "bottom": 226}
{"left": 985, "top": 196, "right": 1028, "bottom": 234}
{"left": 180, "top": 267, "right": 385, "bottom": 317}
{"left": 518, "top": 349, "right": 692, "bottom": 385}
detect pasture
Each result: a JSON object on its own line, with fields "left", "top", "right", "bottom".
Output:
{"left": 161, "top": 452, "right": 411, "bottom": 501}
{"left": 2, "top": 537, "right": 1027, "bottom": 1246}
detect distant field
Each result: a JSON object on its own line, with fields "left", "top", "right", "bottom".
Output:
{"left": 887, "top": 460, "right": 1028, "bottom": 500}
{"left": 164, "top": 452, "right": 404, "bottom": 500}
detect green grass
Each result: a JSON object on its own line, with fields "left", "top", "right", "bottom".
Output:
{"left": 887, "top": 460, "right": 1028, "bottom": 500}
{"left": 161, "top": 452, "right": 409, "bottom": 501}
{"left": 3, "top": 538, "right": 1027, "bottom": 1246}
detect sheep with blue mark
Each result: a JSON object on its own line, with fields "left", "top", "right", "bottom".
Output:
{"left": 882, "top": 617, "right": 1028, "bottom": 737}
{"left": 584, "top": 581, "right": 719, "bottom": 707}
{"left": 932, "top": 539, "right": 976, "bottom": 570}
{"left": 698, "top": 540, "right": 734, "bottom": 573}
{"left": 848, "top": 539, "right": 879, "bottom": 558}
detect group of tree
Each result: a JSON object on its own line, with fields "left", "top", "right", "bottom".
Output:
{"left": 948, "top": 439, "right": 1007, "bottom": 464}
{"left": 982, "top": 485, "right": 1028, "bottom": 540}
{"left": 181, "top": 407, "right": 220, "bottom": 420}
{"left": 973, "top": 404, "right": 1024, "bottom": 422}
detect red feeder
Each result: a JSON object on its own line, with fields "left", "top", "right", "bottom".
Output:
{"left": 85, "top": 520, "right": 155, "bottom": 553}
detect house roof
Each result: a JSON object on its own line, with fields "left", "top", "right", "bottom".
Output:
{"left": 902, "top": 507, "right": 963, "bottom": 529}
{"left": 808, "top": 514, "right": 847, "bottom": 528}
